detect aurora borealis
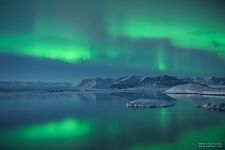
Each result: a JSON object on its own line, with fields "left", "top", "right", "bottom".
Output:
{"left": 0, "top": 0, "right": 225, "bottom": 82}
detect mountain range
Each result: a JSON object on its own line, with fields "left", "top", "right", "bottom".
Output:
{"left": 0, "top": 81, "right": 75, "bottom": 91}
{"left": 0, "top": 75, "right": 225, "bottom": 91}
{"left": 76, "top": 75, "right": 225, "bottom": 90}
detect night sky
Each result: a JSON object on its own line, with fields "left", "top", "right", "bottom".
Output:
{"left": 0, "top": 0, "right": 225, "bottom": 83}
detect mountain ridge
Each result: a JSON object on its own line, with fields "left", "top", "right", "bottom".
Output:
{"left": 0, "top": 75, "right": 225, "bottom": 91}
{"left": 76, "top": 75, "right": 225, "bottom": 89}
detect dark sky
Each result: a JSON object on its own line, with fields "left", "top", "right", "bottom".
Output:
{"left": 0, "top": 0, "right": 225, "bottom": 83}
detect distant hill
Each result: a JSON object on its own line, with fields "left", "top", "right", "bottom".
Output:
{"left": 0, "top": 81, "right": 75, "bottom": 91}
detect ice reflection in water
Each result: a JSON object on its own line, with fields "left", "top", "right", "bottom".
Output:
{"left": 0, "top": 91, "right": 224, "bottom": 150}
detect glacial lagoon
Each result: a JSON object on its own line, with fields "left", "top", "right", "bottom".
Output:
{"left": 0, "top": 91, "right": 225, "bottom": 150}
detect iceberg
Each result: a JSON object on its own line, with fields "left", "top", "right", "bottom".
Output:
{"left": 126, "top": 99, "right": 175, "bottom": 108}
{"left": 164, "top": 83, "right": 225, "bottom": 96}
{"left": 201, "top": 88, "right": 225, "bottom": 96}
{"left": 164, "top": 83, "right": 210, "bottom": 94}
{"left": 197, "top": 103, "right": 225, "bottom": 112}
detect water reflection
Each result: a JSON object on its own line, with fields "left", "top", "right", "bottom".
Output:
{"left": 1, "top": 118, "right": 91, "bottom": 141}
{"left": 132, "top": 120, "right": 225, "bottom": 150}
{"left": 166, "top": 93, "right": 225, "bottom": 112}
{"left": 76, "top": 90, "right": 176, "bottom": 103}
{"left": 0, "top": 91, "right": 225, "bottom": 150}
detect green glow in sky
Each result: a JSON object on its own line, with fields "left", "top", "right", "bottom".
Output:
{"left": 105, "top": 0, "right": 225, "bottom": 63}
{"left": 6, "top": 118, "right": 91, "bottom": 141}
{"left": 0, "top": 32, "right": 92, "bottom": 63}
{"left": 107, "top": 19, "right": 225, "bottom": 58}
{"left": 0, "top": 0, "right": 225, "bottom": 77}
{"left": 157, "top": 46, "right": 167, "bottom": 71}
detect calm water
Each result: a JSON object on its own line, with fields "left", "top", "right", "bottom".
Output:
{"left": 0, "top": 91, "right": 225, "bottom": 150}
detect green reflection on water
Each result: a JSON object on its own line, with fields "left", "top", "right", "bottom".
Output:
{"left": 132, "top": 121, "right": 225, "bottom": 150}
{"left": 107, "top": 120, "right": 121, "bottom": 136}
{"left": 3, "top": 118, "right": 91, "bottom": 141}
{"left": 160, "top": 108, "right": 168, "bottom": 130}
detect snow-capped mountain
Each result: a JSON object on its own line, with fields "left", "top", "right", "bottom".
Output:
{"left": 110, "top": 76, "right": 145, "bottom": 89}
{"left": 77, "top": 75, "right": 186, "bottom": 89}
{"left": 181, "top": 77, "right": 225, "bottom": 85}
{"left": 207, "top": 77, "right": 225, "bottom": 85}
{"left": 2, "top": 75, "right": 224, "bottom": 91}
{"left": 140, "top": 75, "right": 187, "bottom": 87}
{"left": 77, "top": 79, "right": 96, "bottom": 89}
{"left": 181, "top": 77, "right": 207, "bottom": 84}
{"left": 77, "top": 78, "right": 113, "bottom": 89}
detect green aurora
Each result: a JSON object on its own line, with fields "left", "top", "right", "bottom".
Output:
{"left": 0, "top": 0, "right": 225, "bottom": 79}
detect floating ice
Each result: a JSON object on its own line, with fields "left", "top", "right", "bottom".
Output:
{"left": 126, "top": 99, "right": 175, "bottom": 108}
{"left": 197, "top": 103, "right": 225, "bottom": 112}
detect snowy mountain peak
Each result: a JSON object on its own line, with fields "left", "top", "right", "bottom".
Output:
{"left": 77, "top": 75, "right": 186, "bottom": 89}
{"left": 77, "top": 78, "right": 113, "bottom": 89}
